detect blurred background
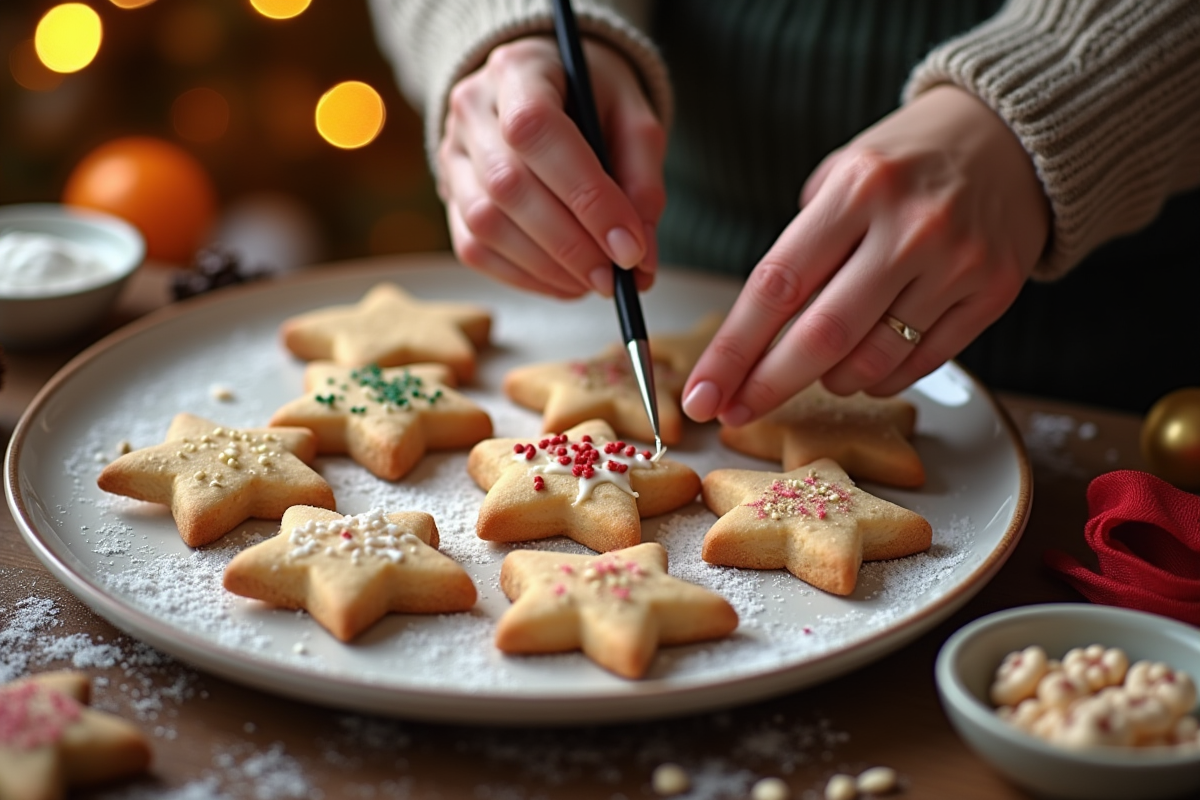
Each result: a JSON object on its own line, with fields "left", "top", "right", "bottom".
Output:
{"left": 0, "top": 0, "right": 447, "bottom": 274}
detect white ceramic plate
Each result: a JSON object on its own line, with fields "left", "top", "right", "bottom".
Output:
{"left": 5, "top": 255, "right": 1031, "bottom": 724}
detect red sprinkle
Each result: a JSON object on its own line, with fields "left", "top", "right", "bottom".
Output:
{"left": 524, "top": 447, "right": 536, "bottom": 460}
{"left": 340, "top": 530, "right": 352, "bottom": 540}
{"left": 642, "top": 450, "right": 652, "bottom": 459}
{"left": 558, "top": 456, "right": 571, "bottom": 465}
{"left": 512, "top": 444, "right": 524, "bottom": 453}
{"left": 533, "top": 475, "right": 545, "bottom": 491}
{"left": 624, "top": 445, "right": 636, "bottom": 457}
{"left": 581, "top": 435, "right": 592, "bottom": 443}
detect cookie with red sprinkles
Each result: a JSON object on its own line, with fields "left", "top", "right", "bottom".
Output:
{"left": 466, "top": 420, "right": 701, "bottom": 553}
{"left": 701, "top": 458, "right": 932, "bottom": 595}
{"left": 0, "top": 671, "right": 151, "bottom": 799}
{"left": 495, "top": 542, "right": 738, "bottom": 679}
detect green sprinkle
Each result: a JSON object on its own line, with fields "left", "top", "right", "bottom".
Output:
{"left": 315, "top": 394, "right": 337, "bottom": 407}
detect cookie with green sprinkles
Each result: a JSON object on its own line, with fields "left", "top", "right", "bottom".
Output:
{"left": 270, "top": 361, "right": 493, "bottom": 481}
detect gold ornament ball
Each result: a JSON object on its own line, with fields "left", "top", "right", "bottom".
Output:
{"left": 1141, "top": 388, "right": 1200, "bottom": 491}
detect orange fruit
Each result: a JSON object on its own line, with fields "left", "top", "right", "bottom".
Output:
{"left": 63, "top": 136, "right": 218, "bottom": 265}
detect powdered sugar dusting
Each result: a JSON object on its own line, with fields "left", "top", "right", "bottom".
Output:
{"left": 10, "top": 268, "right": 1023, "bottom": 719}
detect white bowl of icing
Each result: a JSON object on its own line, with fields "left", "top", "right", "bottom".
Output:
{"left": 0, "top": 203, "right": 145, "bottom": 349}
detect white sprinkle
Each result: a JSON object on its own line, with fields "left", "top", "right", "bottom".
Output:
{"left": 751, "top": 776, "right": 791, "bottom": 800}
{"left": 856, "top": 766, "right": 897, "bottom": 794}
{"left": 825, "top": 773, "right": 856, "bottom": 800}
{"left": 652, "top": 763, "right": 690, "bottom": 796}
{"left": 210, "top": 384, "right": 236, "bottom": 402}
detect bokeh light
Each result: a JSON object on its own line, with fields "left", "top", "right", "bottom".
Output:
{"left": 315, "top": 81, "right": 385, "bottom": 149}
{"left": 109, "top": 0, "right": 157, "bottom": 8}
{"left": 249, "top": 0, "right": 312, "bottom": 20}
{"left": 172, "top": 87, "right": 230, "bottom": 143}
{"left": 156, "top": 2, "right": 223, "bottom": 66}
{"left": 9, "top": 39, "right": 65, "bottom": 92}
{"left": 35, "top": 3, "right": 103, "bottom": 74}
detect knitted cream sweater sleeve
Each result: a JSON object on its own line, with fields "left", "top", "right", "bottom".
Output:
{"left": 904, "top": 0, "right": 1200, "bottom": 279}
{"left": 367, "top": 0, "right": 671, "bottom": 175}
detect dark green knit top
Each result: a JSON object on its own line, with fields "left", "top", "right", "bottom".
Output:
{"left": 650, "top": 0, "right": 1003, "bottom": 275}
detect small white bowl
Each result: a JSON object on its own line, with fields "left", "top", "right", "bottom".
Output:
{"left": 0, "top": 203, "right": 145, "bottom": 349}
{"left": 936, "top": 603, "right": 1200, "bottom": 800}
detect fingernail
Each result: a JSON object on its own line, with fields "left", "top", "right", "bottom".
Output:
{"left": 606, "top": 226, "right": 642, "bottom": 268}
{"left": 720, "top": 404, "right": 752, "bottom": 428}
{"left": 683, "top": 380, "right": 721, "bottom": 421}
{"left": 589, "top": 267, "right": 613, "bottom": 295}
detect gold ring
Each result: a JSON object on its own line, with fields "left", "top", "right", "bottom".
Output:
{"left": 884, "top": 314, "right": 922, "bottom": 345}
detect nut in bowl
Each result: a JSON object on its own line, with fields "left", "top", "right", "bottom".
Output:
{"left": 0, "top": 203, "right": 145, "bottom": 349}
{"left": 936, "top": 603, "right": 1200, "bottom": 800}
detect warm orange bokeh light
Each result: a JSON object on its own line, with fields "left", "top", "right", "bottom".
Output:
{"left": 63, "top": 136, "right": 218, "bottom": 265}
{"left": 249, "top": 0, "right": 312, "bottom": 20}
{"left": 9, "top": 39, "right": 65, "bottom": 91}
{"left": 315, "top": 81, "right": 385, "bottom": 150}
{"left": 109, "top": 0, "right": 157, "bottom": 8}
{"left": 35, "top": 3, "right": 103, "bottom": 74}
{"left": 172, "top": 87, "right": 230, "bottom": 143}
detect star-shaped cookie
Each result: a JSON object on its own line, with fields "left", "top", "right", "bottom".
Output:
{"left": 0, "top": 671, "right": 151, "bottom": 800}
{"left": 496, "top": 542, "right": 738, "bottom": 679}
{"left": 269, "top": 362, "right": 493, "bottom": 480}
{"left": 701, "top": 459, "right": 932, "bottom": 595}
{"left": 97, "top": 413, "right": 335, "bottom": 547}
{"left": 223, "top": 506, "right": 477, "bottom": 642}
{"left": 467, "top": 420, "right": 701, "bottom": 552}
{"left": 279, "top": 282, "right": 492, "bottom": 382}
{"left": 503, "top": 348, "right": 685, "bottom": 445}
{"left": 720, "top": 382, "right": 925, "bottom": 488}
{"left": 647, "top": 311, "right": 724, "bottom": 376}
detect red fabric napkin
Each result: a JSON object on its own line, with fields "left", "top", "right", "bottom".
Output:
{"left": 1044, "top": 470, "right": 1200, "bottom": 625}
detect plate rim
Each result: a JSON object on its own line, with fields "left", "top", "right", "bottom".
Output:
{"left": 4, "top": 253, "right": 1033, "bottom": 724}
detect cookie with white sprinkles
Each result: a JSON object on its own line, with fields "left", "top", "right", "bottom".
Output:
{"left": 97, "top": 412, "right": 335, "bottom": 547}
{"left": 223, "top": 506, "right": 477, "bottom": 642}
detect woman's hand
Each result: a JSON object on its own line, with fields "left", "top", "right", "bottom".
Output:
{"left": 438, "top": 36, "right": 666, "bottom": 298}
{"left": 682, "top": 85, "right": 1051, "bottom": 425}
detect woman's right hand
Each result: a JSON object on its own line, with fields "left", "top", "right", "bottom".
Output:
{"left": 438, "top": 35, "right": 666, "bottom": 299}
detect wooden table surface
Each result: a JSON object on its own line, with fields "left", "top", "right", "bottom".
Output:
{"left": 0, "top": 263, "right": 1144, "bottom": 800}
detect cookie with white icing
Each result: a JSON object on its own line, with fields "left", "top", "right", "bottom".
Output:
{"left": 223, "top": 506, "right": 476, "bottom": 642}
{"left": 467, "top": 419, "right": 701, "bottom": 553}
{"left": 495, "top": 542, "right": 738, "bottom": 679}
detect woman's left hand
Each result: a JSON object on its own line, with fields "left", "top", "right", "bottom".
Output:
{"left": 682, "top": 85, "right": 1052, "bottom": 426}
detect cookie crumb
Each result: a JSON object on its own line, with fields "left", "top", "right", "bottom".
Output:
{"left": 210, "top": 384, "right": 236, "bottom": 402}
{"left": 117, "top": 440, "right": 132, "bottom": 455}
{"left": 651, "top": 762, "right": 689, "bottom": 796}
{"left": 751, "top": 776, "right": 790, "bottom": 800}
{"left": 856, "top": 766, "right": 897, "bottom": 794}
{"left": 825, "top": 773, "right": 856, "bottom": 800}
